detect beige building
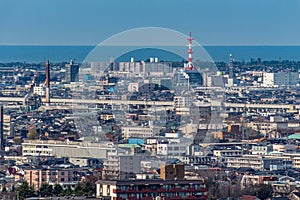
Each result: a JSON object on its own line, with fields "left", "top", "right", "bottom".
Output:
{"left": 160, "top": 164, "right": 184, "bottom": 180}
{"left": 102, "top": 154, "right": 142, "bottom": 180}
{"left": 23, "top": 166, "right": 89, "bottom": 191}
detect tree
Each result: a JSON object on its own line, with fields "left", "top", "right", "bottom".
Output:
{"left": 46, "top": 184, "right": 53, "bottom": 196}
{"left": 13, "top": 137, "right": 23, "bottom": 145}
{"left": 65, "top": 185, "right": 73, "bottom": 196}
{"left": 257, "top": 184, "right": 273, "bottom": 200}
{"left": 74, "top": 183, "right": 84, "bottom": 196}
{"left": 39, "top": 183, "right": 53, "bottom": 197}
{"left": 82, "top": 182, "right": 95, "bottom": 196}
{"left": 2, "top": 186, "right": 7, "bottom": 192}
{"left": 18, "top": 181, "right": 35, "bottom": 200}
{"left": 27, "top": 128, "right": 39, "bottom": 139}
{"left": 53, "top": 184, "right": 63, "bottom": 196}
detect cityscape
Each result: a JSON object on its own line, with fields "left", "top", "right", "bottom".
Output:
{"left": 1, "top": 1, "right": 300, "bottom": 200}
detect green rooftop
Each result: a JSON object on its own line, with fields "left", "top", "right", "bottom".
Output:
{"left": 288, "top": 134, "right": 300, "bottom": 139}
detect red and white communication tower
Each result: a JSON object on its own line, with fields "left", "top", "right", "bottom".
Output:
{"left": 185, "top": 32, "right": 194, "bottom": 70}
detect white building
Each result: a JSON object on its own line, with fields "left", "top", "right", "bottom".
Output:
{"left": 174, "top": 96, "right": 192, "bottom": 108}
{"left": 226, "top": 155, "right": 284, "bottom": 171}
{"left": 248, "top": 121, "right": 287, "bottom": 135}
{"left": 213, "top": 149, "right": 243, "bottom": 157}
{"left": 292, "top": 157, "right": 300, "bottom": 168}
{"left": 226, "top": 155, "right": 263, "bottom": 170}
{"left": 156, "top": 138, "right": 191, "bottom": 157}
{"left": 33, "top": 85, "right": 45, "bottom": 96}
{"left": 128, "top": 82, "right": 139, "bottom": 92}
{"left": 22, "top": 139, "right": 116, "bottom": 159}
{"left": 272, "top": 144, "right": 297, "bottom": 153}
{"left": 252, "top": 144, "right": 273, "bottom": 155}
{"left": 121, "top": 126, "right": 156, "bottom": 139}
{"left": 263, "top": 72, "right": 299, "bottom": 87}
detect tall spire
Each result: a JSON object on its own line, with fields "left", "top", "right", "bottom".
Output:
{"left": 45, "top": 60, "right": 50, "bottom": 105}
{"left": 229, "top": 53, "right": 233, "bottom": 78}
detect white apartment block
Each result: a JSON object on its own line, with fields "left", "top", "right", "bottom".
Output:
{"left": 226, "top": 155, "right": 284, "bottom": 171}
{"left": 33, "top": 85, "right": 45, "bottom": 96}
{"left": 128, "top": 82, "right": 139, "bottom": 92}
{"left": 263, "top": 72, "right": 299, "bottom": 87}
{"left": 156, "top": 140, "right": 189, "bottom": 157}
{"left": 213, "top": 149, "right": 243, "bottom": 157}
{"left": 121, "top": 126, "right": 155, "bottom": 139}
{"left": 292, "top": 157, "right": 300, "bottom": 168}
{"left": 248, "top": 121, "right": 287, "bottom": 135}
{"left": 22, "top": 140, "right": 116, "bottom": 159}
{"left": 174, "top": 96, "right": 192, "bottom": 108}
{"left": 252, "top": 145, "right": 273, "bottom": 155}
{"left": 226, "top": 155, "right": 264, "bottom": 170}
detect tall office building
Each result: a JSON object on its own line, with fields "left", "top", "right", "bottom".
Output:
{"left": 65, "top": 60, "right": 79, "bottom": 82}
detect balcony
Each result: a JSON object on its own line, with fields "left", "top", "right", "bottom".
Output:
{"left": 128, "top": 197, "right": 138, "bottom": 200}
{"left": 199, "top": 195, "right": 208, "bottom": 199}
{"left": 127, "top": 189, "right": 137, "bottom": 193}
{"left": 170, "top": 188, "right": 183, "bottom": 193}
{"left": 141, "top": 189, "right": 152, "bottom": 193}
{"left": 141, "top": 197, "right": 154, "bottom": 200}
{"left": 170, "top": 197, "right": 183, "bottom": 200}
{"left": 156, "top": 188, "right": 167, "bottom": 192}
{"left": 186, "top": 188, "right": 196, "bottom": 192}
{"left": 197, "top": 188, "right": 208, "bottom": 192}
{"left": 113, "top": 189, "right": 122, "bottom": 193}
{"left": 186, "top": 195, "right": 197, "bottom": 199}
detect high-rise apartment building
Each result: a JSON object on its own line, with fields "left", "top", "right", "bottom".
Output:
{"left": 65, "top": 60, "right": 79, "bottom": 82}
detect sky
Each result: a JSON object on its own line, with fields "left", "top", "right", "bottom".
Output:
{"left": 0, "top": 0, "right": 300, "bottom": 46}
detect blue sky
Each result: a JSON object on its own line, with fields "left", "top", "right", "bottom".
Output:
{"left": 0, "top": 0, "right": 299, "bottom": 45}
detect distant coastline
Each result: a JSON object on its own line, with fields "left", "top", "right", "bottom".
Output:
{"left": 0, "top": 45, "right": 299, "bottom": 63}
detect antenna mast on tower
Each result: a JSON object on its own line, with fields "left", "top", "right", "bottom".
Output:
{"left": 185, "top": 32, "right": 194, "bottom": 71}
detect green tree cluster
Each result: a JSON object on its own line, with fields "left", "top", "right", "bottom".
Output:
{"left": 39, "top": 183, "right": 53, "bottom": 197}
{"left": 18, "top": 181, "right": 35, "bottom": 200}
{"left": 37, "top": 182, "right": 95, "bottom": 197}
{"left": 18, "top": 181, "right": 96, "bottom": 199}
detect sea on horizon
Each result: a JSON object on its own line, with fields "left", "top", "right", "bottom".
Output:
{"left": 0, "top": 45, "right": 299, "bottom": 63}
